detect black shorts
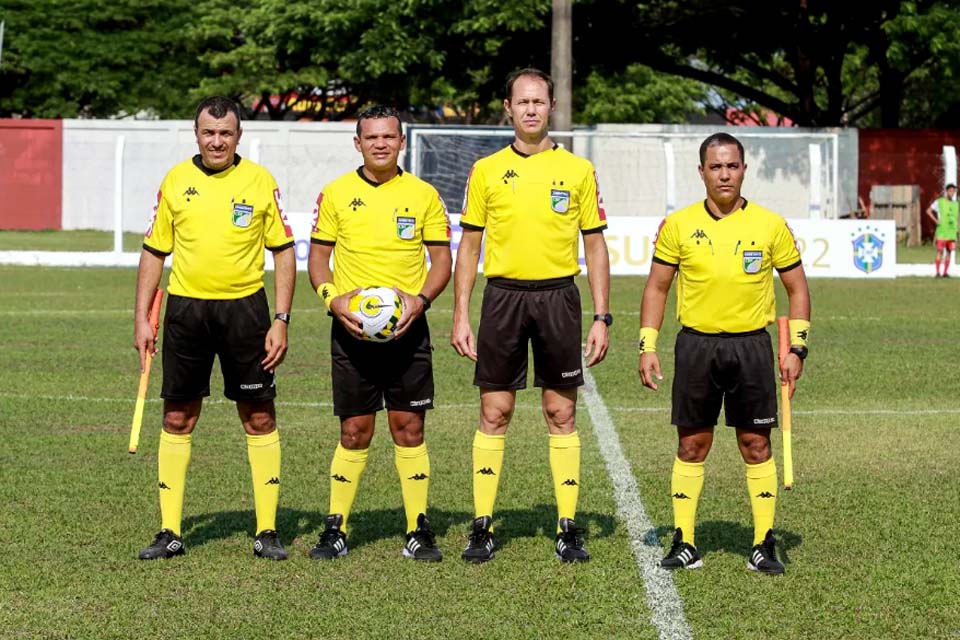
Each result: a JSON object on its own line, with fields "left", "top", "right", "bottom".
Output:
{"left": 161, "top": 289, "right": 276, "bottom": 403}
{"left": 671, "top": 327, "right": 778, "bottom": 429}
{"left": 330, "top": 314, "right": 434, "bottom": 416}
{"left": 474, "top": 277, "right": 583, "bottom": 390}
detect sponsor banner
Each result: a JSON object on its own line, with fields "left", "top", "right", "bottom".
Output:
{"left": 273, "top": 212, "right": 898, "bottom": 279}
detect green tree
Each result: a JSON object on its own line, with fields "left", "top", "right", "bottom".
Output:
{"left": 0, "top": 0, "right": 200, "bottom": 118}
{"left": 575, "top": 64, "right": 707, "bottom": 124}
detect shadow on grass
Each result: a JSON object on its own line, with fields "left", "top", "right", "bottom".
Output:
{"left": 181, "top": 504, "right": 619, "bottom": 553}
{"left": 651, "top": 521, "right": 803, "bottom": 565}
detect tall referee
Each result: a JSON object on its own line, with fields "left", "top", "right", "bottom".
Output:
{"left": 638, "top": 132, "right": 811, "bottom": 575}
{"left": 452, "top": 68, "right": 611, "bottom": 563}
{"left": 134, "top": 96, "right": 296, "bottom": 560}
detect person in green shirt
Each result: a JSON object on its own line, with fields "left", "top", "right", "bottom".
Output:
{"left": 925, "top": 183, "right": 958, "bottom": 278}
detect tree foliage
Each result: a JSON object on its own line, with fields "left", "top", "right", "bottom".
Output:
{"left": 2, "top": 0, "right": 960, "bottom": 126}
{"left": 0, "top": 0, "right": 200, "bottom": 118}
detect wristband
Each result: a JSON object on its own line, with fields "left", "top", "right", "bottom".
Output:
{"left": 788, "top": 319, "right": 810, "bottom": 347}
{"left": 417, "top": 293, "right": 432, "bottom": 311}
{"left": 639, "top": 327, "right": 659, "bottom": 353}
{"left": 317, "top": 282, "right": 339, "bottom": 310}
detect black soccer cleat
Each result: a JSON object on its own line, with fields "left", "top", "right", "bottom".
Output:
{"left": 138, "top": 529, "right": 185, "bottom": 560}
{"left": 660, "top": 527, "right": 703, "bottom": 570}
{"left": 402, "top": 513, "right": 443, "bottom": 562}
{"left": 253, "top": 529, "right": 288, "bottom": 561}
{"left": 309, "top": 514, "right": 348, "bottom": 560}
{"left": 461, "top": 515, "right": 495, "bottom": 564}
{"left": 555, "top": 517, "right": 590, "bottom": 563}
{"left": 747, "top": 529, "right": 785, "bottom": 575}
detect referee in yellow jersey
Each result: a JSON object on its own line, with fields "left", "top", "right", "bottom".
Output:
{"left": 639, "top": 132, "right": 811, "bottom": 575}
{"left": 134, "top": 96, "right": 296, "bottom": 560}
{"left": 307, "top": 106, "right": 452, "bottom": 562}
{"left": 452, "top": 69, "right": 611, "bottom": 563}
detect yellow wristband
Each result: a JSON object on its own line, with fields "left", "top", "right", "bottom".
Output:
{"left": 788, "top": 319, "right": 810, "bottom": 347}
{"left": 317, "top": 282, "right": 339, "bottom": 310}
{"left": 639, "top": 327, "right": 659, "bottom": 353}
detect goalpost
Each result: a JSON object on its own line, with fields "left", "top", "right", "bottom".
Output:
{"left": 407, "top": 126, "right": 840, "bottom": 220}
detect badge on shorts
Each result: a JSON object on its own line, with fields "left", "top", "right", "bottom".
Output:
{"left": 396, "top": 216, "right": 416, "bottom": 240}
{"left": 232, "top": 202, "right": 254, "bottom": 228}
{"left": 550, "top": 189, "right": 570, "bottom": 213}
{"left": 742, "top": 250, "right": 763, "bottom": 273}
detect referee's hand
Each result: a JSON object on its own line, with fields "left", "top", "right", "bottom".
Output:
{"left": 639, "top": 352, "right": 663, "bottom": 390}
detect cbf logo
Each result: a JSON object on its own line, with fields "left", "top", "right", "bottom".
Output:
{"left": 851, "top": 225, "right": 885, "bottom": 273}
{"left": 551, "top": 189, "right": 570, "bottom": 213}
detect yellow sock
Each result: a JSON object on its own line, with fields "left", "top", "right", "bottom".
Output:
{"left": 746, "top": 458, "right": 778, "bottom": 545}
{"left": 671, "top": 458, "right": 705, "bottom": 546}
{"left": 329, "top": 444, "right": 369, "bottom": 535}
{"left": 472, "top": 431, "right": 505, "bottom": 525}
{"left": 395, "top": 443, "right": 430, "bottom": 533}
{"left": 158, "top": 431, "right": 192, "bottom": 536}
{"left": 246, "top": 430, "right": 281, "bottom": 534}
{"left": 549, "top": 431, "right": 581, "bottom": 533}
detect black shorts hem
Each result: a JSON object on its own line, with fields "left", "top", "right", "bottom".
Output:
{"left": 474, "top": 380, "right": 526, "bottom": 391}
{"left": 534, "top": 380, "right": 584, "bottom": 389}
{"left": 225, "top": 391, "right": 278, "bottom": 404}
{"left": 161, "top": 391, "right": 210, "bottom": 402}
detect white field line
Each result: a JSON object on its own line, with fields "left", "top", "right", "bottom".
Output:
{"left": 4, "top": 393, "right": 958, "bottom": 417}
{"left": 581, "top": 366, "right": 693, "bottom": 640}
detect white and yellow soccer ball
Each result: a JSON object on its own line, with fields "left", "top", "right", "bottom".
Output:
{"left": 348, "top": 287, "right": 404, "bottom": 342}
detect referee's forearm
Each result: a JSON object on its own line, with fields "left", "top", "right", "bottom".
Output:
{"left": 271, "top": 247, "right": 296, "bottom": 314}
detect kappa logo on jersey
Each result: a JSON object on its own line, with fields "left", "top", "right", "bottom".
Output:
{"left": 743, "top": 250, "right": 763, "bottom": 273}
{"left": 232, "top": 201, "right": 254, "bottom": 228}
{"left": 183, "top": 186, "right": 199, "bottom": 197}
{"left": 396, "top": 214, "right": 416, "bottom": 240}
{"left": 501, "top": 169, "right": 519, "bottom": 183}
{"left": 349, "top": 197, "right": 366, "bottom": 211}
{"left": 690, "top": 229, "right": 709, "bottom": 240}
{"left": 550, "top": 189, "right": 571, "bottom": 214}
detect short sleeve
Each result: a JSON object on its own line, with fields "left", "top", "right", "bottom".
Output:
{"left": 459, "top": 163, "right": 487, "bottom": 229}
{"left": 422, "top": 189, "right": 451, "bottom": 244}
{"left": 652, "top": 216, "right": 680, "bottom": 265}
{"left": 143, "top": 176, "right": 174, "bottom": 255}
{"left": 263, "top": 176, "right": 294, "bottom": 250}
{"left": 310, "top": 187, "right": 338, "bottom": 244}
{"left": 578, "top": 166, "right": 607, "bottom": 232}
{"left": 772, "top": 218, "right": 802, "bottom": 270}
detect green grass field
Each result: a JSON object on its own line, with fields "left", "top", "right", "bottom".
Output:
{"left": 1, "top": 265, "right": 958, "bottom": 639}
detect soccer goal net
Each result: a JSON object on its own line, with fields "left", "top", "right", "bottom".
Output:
{"left": 407, "top": 126, "right": 841, "bottom": 220}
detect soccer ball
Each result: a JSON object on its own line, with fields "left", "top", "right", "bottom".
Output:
{"left": 348, "top": 287, "right": 404, "bottom": 342}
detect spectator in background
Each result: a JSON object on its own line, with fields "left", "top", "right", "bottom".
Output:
{"left": 925, "top": 183, "right": 958, "bottom": 277}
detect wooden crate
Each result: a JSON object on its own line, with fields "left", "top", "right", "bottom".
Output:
{"left": 869, "top": 185, "right": 921, "bottom": 246}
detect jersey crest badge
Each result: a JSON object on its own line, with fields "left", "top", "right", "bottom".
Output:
{"left": 232, "top": 202, "right": 254, "bottom": 228}
{"left": 396, "top": 216, "right": 416, "bottom": 240}
{"left": 852, "top": 225, "right": 885, "bottom": 274}
{"left": 742, "top": 250, "right": 763, "bottom": 273}
{"left": 551, "top": 189, "right": 570, "bottom": 213}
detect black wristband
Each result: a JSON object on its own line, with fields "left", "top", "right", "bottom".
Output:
{"left": 274, "top": 312, "right": 290, "bottom": 324}
{"left": 789, "top": 345, "right": 808, "bottom": 361}
{"left": 417, "top": 294, "right": 432, "bottom": 311}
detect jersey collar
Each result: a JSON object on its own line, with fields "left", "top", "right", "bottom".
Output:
{"left": 192, "top": 153, "right": 241, "bottom": 176}
{"left": 509, "top": 143, "right": 559, "bottom": 158}
{"left": 356, "top": 166, "right": 403, "bottom": 187}
{"left": 702, "top": 197, "right": 749, "bottom": 221}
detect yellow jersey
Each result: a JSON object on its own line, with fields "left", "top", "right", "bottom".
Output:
{"left": 653, "top": 199, "right": 802, "bottom": 333}
{"left": 144, "top": 155, "right": 294, "bottom": 300}
{"left": 310, "top": 168, "right": 451, "bottom": 293}
{"left": 460, "top": 145, "right": 607, "bottom": 280}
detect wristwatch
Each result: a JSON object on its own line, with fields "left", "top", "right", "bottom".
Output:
{"left": 274, "top": 312, "right": 291, "bottom": 324}
{"left": 788, "top": 345, "right": 808, "bottom": 361}
{"left": 418, "top": 293, "right": 432, "bottom": 311}
{"left": 593, "top": 313, "right": 614, "bottom": 327}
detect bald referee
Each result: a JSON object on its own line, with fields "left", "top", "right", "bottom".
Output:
{"left": 639, "top": 132, "right": 811, "bottom": 575}
{"left": 134, "top": 96, "right": 296, "bottom": 561}
{"left": 452, "top": 68, "right": 611, "bottom": 563}
{"left": 307, "top": 106, "right": 451, "bottom": 562}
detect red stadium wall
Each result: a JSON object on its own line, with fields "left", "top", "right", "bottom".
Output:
{"left": 859, "top": 129, "right": 960, "bottom": 240}
{"left": 0, "top": 119, "right": 63, "bottom": 230}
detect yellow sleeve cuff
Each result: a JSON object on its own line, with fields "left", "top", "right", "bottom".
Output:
{"left": 639, "top": 327, "right": 659, "bottom": 353}
{"left": 317, "top": 282, "right": 339, "bottom": 310}
{"left": 788, "top": 319, "right": 810, "bottom": 347}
